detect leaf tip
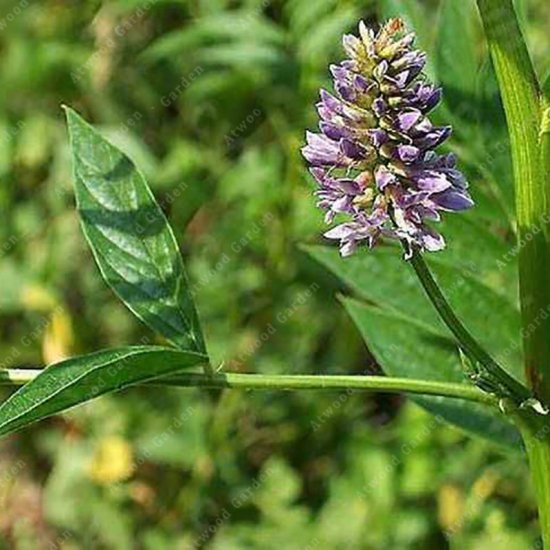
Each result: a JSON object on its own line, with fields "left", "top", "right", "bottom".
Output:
{"left": 62, "top": 105, "right": 80, "bottom": 124}
{"left": 61, "top": 104, "right": 75, "bottom": 120}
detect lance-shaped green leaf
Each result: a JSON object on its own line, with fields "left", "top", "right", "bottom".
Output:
{"left": 303, "top": 244, "right": 525, "bottom": 449}
{"left": 305, "top": 245, "right": 523, "bottom": 381}
{"left": 0, "top": 347, "right": 207, "bottom": 437}
{"left": 342, "top": 297, "right": 521, "bottom": 449}
{"left": 476, "top": 0, "right": 550, "bottom": 403}
{"left": 64, "top": 107, "right": 205, "bottom": 353}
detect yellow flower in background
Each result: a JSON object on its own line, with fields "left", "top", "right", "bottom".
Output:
{"left": 88, "top": 436, "right": 135, "bottom": 486}
{"left": 20, "top": 284, "right": 75, "bottom": 364}
{"left": 21, "top": 284, "right": 58, "bottom": 312}
{"left": 42, "top": 308, "right": 75, "bottom": 365}
{"left": 438, "top": 484, "right": 465, "bottom": 534}
{"left": 472, "top": 470, "right": 499, "bottom": 501}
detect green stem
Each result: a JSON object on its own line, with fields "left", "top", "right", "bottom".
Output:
{"left": 409, "top": 251, "right": 531, "bottom": 403}
{"left": 0, "top": 368, "right": 496, "bottom": 405}
{"left": 477, "top": 0, "right": 550, "bottom": 405}
{"left": 475, "top": 2, "right": 550, "bottom": 545}
{"left": 512, "top": 410, "right": 550, "bottom": 548}
{"left": 0, "top": 369, "right": 37, "bottom": 384}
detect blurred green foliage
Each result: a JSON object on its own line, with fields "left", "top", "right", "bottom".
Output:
{"left": 0, "top": 0, "right": 549, "bottom": 547}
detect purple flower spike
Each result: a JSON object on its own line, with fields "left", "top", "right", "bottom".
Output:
{"left": 302, "top": 18, "right": 474, "bottom": 257}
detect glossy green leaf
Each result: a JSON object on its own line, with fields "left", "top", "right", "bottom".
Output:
{"left": 342, "top": 298, "right": 521, "bottom": 449}
{"left": 0, "top": 347, "right": 207, "bottom": 437}
{"left": 64, "top": 107, "right": 205, "bottom": 353}
{"left": 305, "top": 245, "right": 523, "bottom": 381}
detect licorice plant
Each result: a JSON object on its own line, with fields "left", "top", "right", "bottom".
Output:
{"left": 0, "top": 0, "right": 549, "bottom": 546}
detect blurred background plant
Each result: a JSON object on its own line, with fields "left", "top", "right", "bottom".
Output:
{"left": 0, "top": 0, "right": 549, "bottom": 548}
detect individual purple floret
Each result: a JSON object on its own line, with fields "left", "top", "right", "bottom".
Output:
{"left": 302, "top": 18, "right": 473, "bottom": 257}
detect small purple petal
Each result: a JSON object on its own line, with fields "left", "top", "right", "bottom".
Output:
{"left": 320, "top": 89, "right": 343, "bottom": 113}
{"left": 372, "top": 97, "right": 387, "bottom": 117}
{"left": 343, "top": 34, "right": 363, "bottom": 58}
{"left": 336, "top": 178, "right": 362, "bottom": 194}
{"left": 324, "top": 224, "right": 355, "bottom": 240}
{"left": 440, "top": 153, "right": 457, "bottom": 168}
{"left": 415, "top": 126, "right": 452, "bottom": 149}
{"left": 393, "top": 50, "right": 426, "bottom": 72}
{"left": 424, "top": 87, "right": 442, "bottom": 111}
{"left": 397, "top": 109, "right": 422, "bottom": 132}
{"left": 419, "top": 228, "right": 445, "bottom": 252}
{"left": 340, "top": 240, "right": 358, "bottom": 257}
{"left": 302, "top": 132, "right": 341, "bottom": 166}
{"left": 354, "top": 74, "right": 371, "bottom": 92}
{"left": 405, "top": 83, "right": 442, "bottom": 112}
{"left": 416, "top": 205, "right": 441, "bottom": 221}
{"left": 432, "top": 189, "right": 474, "bottom": 211}
{"left": 340, "top": 138, "right": 367, "bottom": 160}
{"left": 445, "top": 168, "right": 469, "bottom": 189}
{"left": 414, "top": 171, "right": 452, "bottom": 192}
{"left": 320, "top": 121, "right": 351, "bottom": 141}
{"left": 337, "top": 83, "right": 356, "bottom": 102}
{"left": 369, "top": 128, "right": 388, "bottom": 148}
{"left": 329, "top": 64, "right": 347, "bottom": 81}
{"left": 333, "top": 195, "right": 352, "bottom": 212}
{"left": 375, "top": 165, "right": 398, "bottom": 190}
{"left": 396, "top": 144, "right": 421, "bottom": 163}
{"left": 309, "top": 167, "right": 326, "bottom": 184}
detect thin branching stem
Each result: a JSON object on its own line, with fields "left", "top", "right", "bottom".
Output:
{"left": 0, "top": 368, "right": 496, "bottom": 405}
{"left": 409, "top": 250, "right": 532, "bottom": 404}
